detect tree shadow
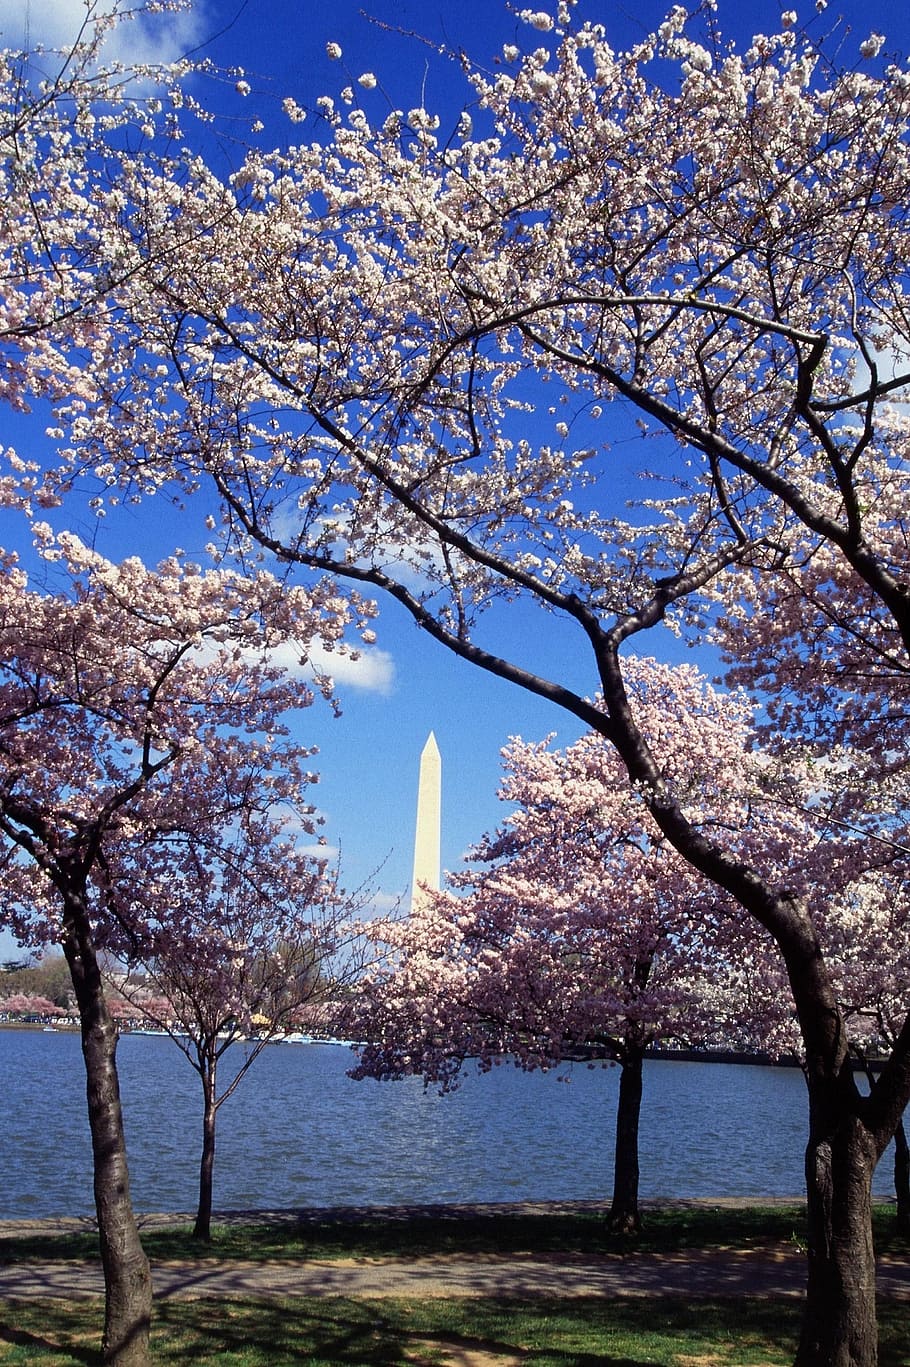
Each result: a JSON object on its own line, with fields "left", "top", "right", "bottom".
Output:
{"left": 154, "top": 1296, "right": 413, "bottom": 1363}
{"left": 3, "top": 1292, "right": 904, "bottom": 1365}
{"left": 149, "top": 1296, "right": 658, "bottom": 1364}
{"left": 0, "top": 1306, "right": 101, "bottom": 1365}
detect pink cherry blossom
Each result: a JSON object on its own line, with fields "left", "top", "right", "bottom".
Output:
{"left": 4, "top": 4, "right": 910, "bottom": 1359}
{"left": 351, "top": 657, "right": 837, "bottom": 1228}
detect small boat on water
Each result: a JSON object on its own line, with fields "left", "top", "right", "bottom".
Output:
{"left": 280, "top": 1032, "right": 357, "bottom": 1046}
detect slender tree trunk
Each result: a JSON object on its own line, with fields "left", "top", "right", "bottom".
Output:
{"left": 608, "top": 1041, "right": 644, "bottom": 1233}
{"left": 62, "top": 904, "right": 152, "bottom": 1367}
{"left": 857, "top": 1052, "right": 909, "bottom": 1237}
{"left": 893, "top": 1115, "right": 910, "bottom": 1235}
{"left": 796, "top": 1089, "right": 879, "bottom": 1367}
{"left": 194, "top": 1063, "right": 218, "bottom": 1242}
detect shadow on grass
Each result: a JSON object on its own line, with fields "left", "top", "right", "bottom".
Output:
{"left": 0, "top": 1208, "right": 812, "bottom": 1266}
{"left": 0, "top": 1302, "right": 101, "bottom": 1366}
{"left": 418, "top": 1297, "right": 801, "bottom": 1367}
{"left": 0, "top": 1233, "right": 101, "bottom": 1263}
{"left": 152, "top": 1206, "right": 815, "bottom": 1262}
{"left": 149, "top": 1297, "right": 684, "bottom": 1366}
{"left": 0, "top": 1294, "right": 906, "bottom": 1366}
{"left": 154, "top": 1298, "right": 409, "bottom": 1365}
{"left": 3, "top": 1205, "right": 908, "bottom": 1266}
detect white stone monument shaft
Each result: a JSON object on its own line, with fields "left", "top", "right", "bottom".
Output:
{"left": 411, "top": 731, "right": 441, "bottom": 912}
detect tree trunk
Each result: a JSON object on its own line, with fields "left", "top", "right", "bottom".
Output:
{"left": 63, "top": 906, "right": 152, "bottom": 1367}
{"left": 194, "top": 1065, "right": 218, "bottom": 1242}
{"left": 608, "top": 1042, "right": 644, "bottom": 1233}
{"left": 796, "top": 1103, "right": 879, "bottom": 1367}
{"left": 893, "top": 1114, "right": 910, "bottom": 1236}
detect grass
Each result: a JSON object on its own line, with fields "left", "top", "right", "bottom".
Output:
{"left": 5, "top": 1295, "right": 910, "bottom": 1367}
{"left": 0, "top": 1207, "right": 907, "bottom": 1364}
{"left": 1, "top": 1203, "right": 907, "bottom": 1265}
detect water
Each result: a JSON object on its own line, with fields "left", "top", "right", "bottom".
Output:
{"left": 0, "top": 1028, "right": 897, "bottom": 1219}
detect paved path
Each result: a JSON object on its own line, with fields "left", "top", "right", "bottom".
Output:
{"left": 1, "top": 1247, "right": 909, "bottom": 1302}
{"left": 0, "top": 1203, "right": 907, "bottom": 1303}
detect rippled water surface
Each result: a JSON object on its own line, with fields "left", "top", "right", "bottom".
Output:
{"left": 0, "top": 1028, "right": 896, "bottom": 1218}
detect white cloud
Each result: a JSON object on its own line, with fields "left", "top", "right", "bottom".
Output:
{"left": 192, "top": 631, "right": 395, "bottom": 697}
{"left": 298, "top": 841, "right": 339, "bottom": 861}
{"left": 307, "top": 641, "right": 395, "bottom": 694}
{"left": 267, "top": 503, "right": 450, "bottom": 599}
{"left": 360, "top": 889, "right": 407, "bottom": 921}
{"left": 249, "top": 639, "right": 396, "bottom": 696}
{"left": 0, "top": 0, "right": 205, "bottom": 68}
{"left": 848, "top": 322, "right": 910, "bottom": 400}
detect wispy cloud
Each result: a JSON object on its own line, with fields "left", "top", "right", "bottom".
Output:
{"left": 268, "top": 502, "right": 451, "bottom": 601}
{"left": 191, "top": 630, "right": 394, "bottom": 700}
{"left": 298, "top": 841, "right": 339, "bottom": 862}
{"left": 0, "top": 0, "right": 205, "bottom": 67}
{"left": 359, "top": 888, "right": 406, "bottom": 922}
{"left": 270, "top": 640, "right": 396, "bottom": 696}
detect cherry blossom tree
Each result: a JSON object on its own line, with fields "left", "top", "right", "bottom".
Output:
{"left": 711, "top": 844, "right": 910, "bottom": 1225}
{"left": 8, "top": 3, "right": 910, "bottom": 1362}
{"left": 0, "top": 15, "right": 377, "bottom": 1358}
{"left": 0, "top": 0, "right": 209, "bottom": 454}
{"left": 352, "top": 659, "right": 828, "bottom": 1230}
{"left": 0, "top": 991, "right": 63, "bottom": 1019}
{"left": 819, "top": 866, "right": 910, "bottom": 1231}
{"left": 112, "top": 844, "right": 362, "bottom": 1242}
{"left": 0, "top": 952, "right": 73, "bottom": 1007}
{"left": 0, "top": 527, "right": 361, "bottom": 1365}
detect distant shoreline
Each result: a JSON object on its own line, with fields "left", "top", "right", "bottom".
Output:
{"left": 0, "top": 1023, "right": 886, "bottom": 1071}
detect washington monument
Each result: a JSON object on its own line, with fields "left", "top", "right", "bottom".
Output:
{"left": 411, "top": 731, "right": 441, "bottom": 912}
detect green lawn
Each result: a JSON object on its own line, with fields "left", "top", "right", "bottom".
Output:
{"left": 0, "top": 1202, "right": 906, "bottom": 1265}
{"left": 0, "top": 1207, "right": 907, "bottom": 1365}
{"left": 1, "top": 1296, "right": 909, "bottom": 1366}
{"left": 6, "top": 1294, "right": 908, "bottom": 1366}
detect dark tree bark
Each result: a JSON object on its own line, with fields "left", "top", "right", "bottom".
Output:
{"left": 194, "top": 1063, "right": 218, "bottom": 1242}
{"left": 62, "top": 900, "right": 152, "bottom": 1367}
{"left": 855, "top": 1054, "right": 909, "bottom": 1238}
{"left": 608, "top": 1040, "right": 645, "bottom": 1233}
{"left": 893, "top": 1115, "right": 910, "bottom": 1235}
{"left": 797, "top": 1087, "right": 879, "bottom": 1367}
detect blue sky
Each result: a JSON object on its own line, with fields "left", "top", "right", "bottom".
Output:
{"left": 1, "top": 0, "right": 910, "bottom": 961}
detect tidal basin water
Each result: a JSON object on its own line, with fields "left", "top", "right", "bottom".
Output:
{"left": 0, "top": 1028, "right": 898, "bottom": 1219}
